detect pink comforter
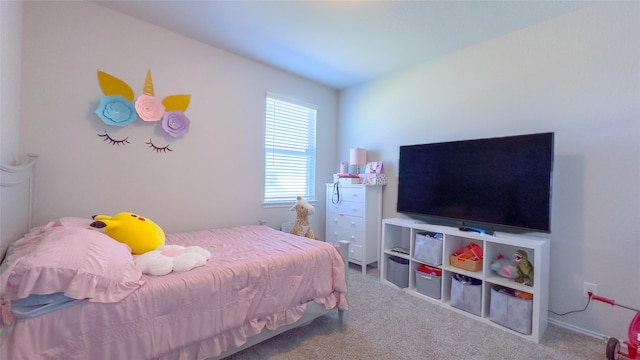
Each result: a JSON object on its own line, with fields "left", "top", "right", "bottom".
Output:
{"left": 1, "top": 225, "right": 348, "bottom": 359}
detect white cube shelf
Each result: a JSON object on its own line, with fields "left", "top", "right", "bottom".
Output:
{"left": 380, "top": 217, "right": 550, "bottom": 342}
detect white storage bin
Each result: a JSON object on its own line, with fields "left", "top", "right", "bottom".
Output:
{"left": 489, "top": 288, "right": 533, "bottom": 335}
{"left": 450, "top": 275, "right": 482, "bottom": 316}
{"left": 414, "top": 233, "right": 443, "bottom": 266}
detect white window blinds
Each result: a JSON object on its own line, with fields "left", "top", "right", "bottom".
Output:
{"left": 264, "top": 93, "right": 317, "bottom": 204}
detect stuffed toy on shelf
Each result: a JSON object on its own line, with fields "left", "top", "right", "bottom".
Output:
{"left": 490, "top": 253, "right": 518, "bottom": 279}
{"left": 515, "top": 249, "right": 534, "bottom": 286}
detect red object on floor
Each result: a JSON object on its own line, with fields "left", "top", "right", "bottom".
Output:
{"left": 591, "top": 294, "right": 639, "bottom": 359}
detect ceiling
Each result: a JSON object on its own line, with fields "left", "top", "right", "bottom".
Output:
{"left": 95, "top": 1, "right": 595, "bottom": 90}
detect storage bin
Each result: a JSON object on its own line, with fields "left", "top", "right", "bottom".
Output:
{"left": 449, "top": 242, "right": 483, "bottom": 272}
{"left": 449, "top": 255, "right": 483, "bottom": 272}
{"left": 450, "top": 274, "right": 482, "bottom": 316}
{"left": 415, "top": 267, "right": 441, "bottom": 299}
{"left": 387, "top": 256, "right": 409, "bottom": 288}
{"left": 489, "top": 287, "right": 533, "bottom": 335}
{"left": 414, "top": 233, "right": 443, "bottom": 266}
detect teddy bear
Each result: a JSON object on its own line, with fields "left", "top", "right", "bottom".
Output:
{"left": 289, "top": 196, "right": 318, "bottom": 239}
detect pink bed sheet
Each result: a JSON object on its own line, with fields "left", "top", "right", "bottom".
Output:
{"left": 1, "top": 225, "right": 348, "bottom": 360}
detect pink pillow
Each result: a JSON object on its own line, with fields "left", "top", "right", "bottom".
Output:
{"left": 0, "top": 220, "right": 143, "bottom": 303}
{"left": 50, "top": 216, "right": 94, "bottom": 228}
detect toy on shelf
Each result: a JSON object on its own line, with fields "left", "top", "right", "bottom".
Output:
{"left": 490, "top": 253, "right": 518, "bottom": 279}
{"left": 492, "top": 285, "right": 533, "bottom": 300}
{"left": 450, "top": 242, "right": 483, "bottom": 272}
{"left": 515, "top": 250, "right": 534, "bottom": 286}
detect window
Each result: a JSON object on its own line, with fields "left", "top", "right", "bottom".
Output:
{"left": 264, "top": 93, "right": 317, "bottom": 205}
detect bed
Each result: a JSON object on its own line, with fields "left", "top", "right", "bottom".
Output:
{"left": 0, "top": 158, "right": 349, "bottom": 360}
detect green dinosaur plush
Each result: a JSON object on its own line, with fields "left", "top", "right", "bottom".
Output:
{"left": 515, "top": 249, "right": 534, "bottom": 286}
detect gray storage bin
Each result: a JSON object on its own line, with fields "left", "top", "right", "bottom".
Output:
{"left": 414, "top": 233, "right": 443, "bottom": 266}
{"left": 415, "top": 269, "right": 441, "bottom": 299}
{"left": 387, "top": 256, "right": 409, "bottom": 288}
{"left": 489, "top": 287, "right": 533, "bottom": 335}
{"left": 450, "top": 275, "right": 482, "bottom": 316}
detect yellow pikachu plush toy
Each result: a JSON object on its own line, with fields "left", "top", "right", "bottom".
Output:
{"left": 90, "top": 212, "right": 165, "bottom": 254}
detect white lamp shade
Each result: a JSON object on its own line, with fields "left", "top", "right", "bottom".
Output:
{"left": 349, "top": 148, "right": 367, "bottom": 165}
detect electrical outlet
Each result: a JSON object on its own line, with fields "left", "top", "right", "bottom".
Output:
{"left": 583, "top": 282, "right": 598, "bottom": 297}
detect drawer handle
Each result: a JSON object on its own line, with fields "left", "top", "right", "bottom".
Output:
{"left": 350, "top": 222, "right": 355, "bottom": 226}
{"left": 350, "top": 235, "right": 356, "bottom": 240}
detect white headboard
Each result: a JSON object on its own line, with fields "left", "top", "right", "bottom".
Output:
{"left": 0, "top": 154, "right": 38, "bottom": 261}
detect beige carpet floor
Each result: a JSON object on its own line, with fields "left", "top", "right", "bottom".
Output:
{"left": 224, "top": 265, "right": 607, "bottom": 360}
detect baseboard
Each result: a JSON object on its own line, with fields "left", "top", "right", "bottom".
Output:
{"left": 548, "top": 317, "right": 631, "bottom": 355}
{"left": 548, "top": 318, "right": 607, "bottom": 341}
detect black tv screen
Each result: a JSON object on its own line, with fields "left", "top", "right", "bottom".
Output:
{"left": 397, "top": 132, "right": 554, "bottom": 233}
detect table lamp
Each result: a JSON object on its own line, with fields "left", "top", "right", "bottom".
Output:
{"left": 349, "top": 148, "right": 367, "bottom": 175}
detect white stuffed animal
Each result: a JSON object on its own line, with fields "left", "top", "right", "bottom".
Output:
{"left": 134, "top": 245, "right": 211, "bottom": 276}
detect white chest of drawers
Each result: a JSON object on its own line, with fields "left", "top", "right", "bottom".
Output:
{"left": 325, "top": 183, "right": 383, "bottom": 274}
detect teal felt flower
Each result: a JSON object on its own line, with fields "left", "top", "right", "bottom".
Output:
{"left": 95, "top": 95, "right": 137, "bottom": 127}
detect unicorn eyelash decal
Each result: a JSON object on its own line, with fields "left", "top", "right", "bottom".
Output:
{"left": 98, "top": 131, "right": 130, "bottom": 146}
{"left": 146, "top": 139, "right": 173, "bottom": 153}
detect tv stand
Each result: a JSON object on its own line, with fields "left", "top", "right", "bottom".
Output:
{"left": 380, "top": 217, "right": 550, "bottom": 342}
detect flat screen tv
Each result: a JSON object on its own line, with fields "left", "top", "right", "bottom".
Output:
{"left": 397, "top": 132, "right": 554, "bottom": 234}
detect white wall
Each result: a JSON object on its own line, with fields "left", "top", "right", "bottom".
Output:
{"left": 339, "top": 2, "right": 639, "bottom": 341}
{"left": 18, "top": 1, "right": 337, "bottom": 235}
{"left": 0, "top": 0, "right": 22, "bottom": 165}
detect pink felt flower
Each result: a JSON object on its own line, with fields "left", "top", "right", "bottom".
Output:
{"left": 162, "top": 111, "right": 190, "bottom": 138}
{"left": 135, "top": 94, "right": 165, "bottom": 122}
